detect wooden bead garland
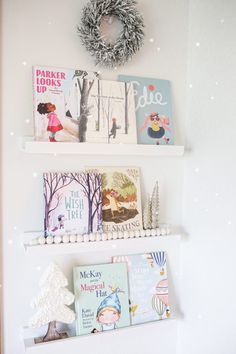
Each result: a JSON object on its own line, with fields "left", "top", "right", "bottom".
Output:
{"left": 31, "top": 226, "right": 172, "bottom": 247}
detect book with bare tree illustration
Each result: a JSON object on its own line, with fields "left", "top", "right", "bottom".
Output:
{"left": 86, "top": 167, "right": 142, "bottom": 232}
{"left": 33, "top": 65, "right": 99, "bottom": 142}
{"left": 43, "top": 172, "right": 102, "bottom": 236}
{"left": 77, "top": 79, "right": 137, "bottom": 144}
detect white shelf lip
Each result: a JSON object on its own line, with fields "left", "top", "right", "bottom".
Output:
{"left": 24, "top": 318, "right": 178, "bottom": 352}
{"left": 21, "top": 137, "right": 184, "bottom": 156}
{"left": 24, "top": 233, "right": 181, "bottom": 255}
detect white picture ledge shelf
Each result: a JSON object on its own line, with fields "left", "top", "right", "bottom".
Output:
{"left": 24, "top": 318, "right": 178, "bottom": 354}
{"left": 21, "top": 138, "right": 184, "bottom": 156}
{"left": 24, "top": 234, "right": 181, "bottom": 256}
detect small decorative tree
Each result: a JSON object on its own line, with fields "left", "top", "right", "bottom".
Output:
{"left": 29, "top": 263, "right": 75, "bottom": 342}
{"left": 143, "top": 194, "right": 152, "bottom": 230}
{"left": 151, "top": 181, "right": 159, "bottom": 229}
{"left": 143, "top": 181, "right": 160, "bottom": 230}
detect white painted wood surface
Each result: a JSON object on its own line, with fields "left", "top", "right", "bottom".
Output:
{"left": 24, "top": 233, "right": 181, "bottom": 255}
{"left": 24, "top": 319, "right": 178, "bottom": 354}
{"left": 21, "top": 138, "right": 184, "bottom": 157}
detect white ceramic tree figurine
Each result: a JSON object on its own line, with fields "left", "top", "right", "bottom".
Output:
{"left": 143, "top": 194, "right": 152, "bottom": 229}
{"left": 29, "top": 262, "right": 75, "bottom": 342}
{"left": 151, "top": 181, "right": 159, "bottom": 229}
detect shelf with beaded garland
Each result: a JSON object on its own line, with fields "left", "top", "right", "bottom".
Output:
{"left": 23, "top": 226, "right": 181, "bottom": 256}
{"left": 23, "top": 176, "right": 181, "bottom": 255}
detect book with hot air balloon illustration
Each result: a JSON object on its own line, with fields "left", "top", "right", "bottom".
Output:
{"left": 73, "top": 263, "right": 130, "bottom": 335}
{"left": 113, "top": 252, "right": 170, "bottom": 325}
{"left": 118, "top": 75, "right": 174, "bottom": 145}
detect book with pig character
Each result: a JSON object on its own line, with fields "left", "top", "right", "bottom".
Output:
{"left": 118, "top": 75, "right": 174, "bottom": 145}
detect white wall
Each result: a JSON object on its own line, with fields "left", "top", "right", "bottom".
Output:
{"left": 177, "top": 1, "right": 236, "bottom": 354}
{"left": 2, "top": 1, "right": 188, "bottom": 354}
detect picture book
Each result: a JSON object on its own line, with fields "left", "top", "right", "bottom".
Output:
{"left": 43, "top": 172, "right": 102, "bottom": 236}
{"left": 113, "top": 252, "right": 170, "bottom": 325}
{"left": 77, "top": 79, "right": 137, "bottom": 144}
{"left": 86, "top": 167, "right": 142, "bottom": 232}
{"left": 73, "top": 263, "right": 130, "bottom": 335}
{"left": 118, "top": 75, "right": 174, "bottom": 145}
{"left": 32, "top": 65, "right": 99, "bottom": 142}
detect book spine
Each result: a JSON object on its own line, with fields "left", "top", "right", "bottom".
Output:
{"left": 32, "top": 66, "right": 37, "bottom": 140}
{"left": 73, "top": 269, "right": 81, "bottom": 336}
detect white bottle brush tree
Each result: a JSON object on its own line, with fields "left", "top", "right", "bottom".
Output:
{"left": 143, "top": 181, "right": 159, "bottom": 230}
{"left": 29, "top": 262, "right": 75, "bottom": 342}
{"left": 151, "top": 181, "right": 159, "bottom": 229}
{"left": 143, "top": 194, "right": 152, "bottom": 230}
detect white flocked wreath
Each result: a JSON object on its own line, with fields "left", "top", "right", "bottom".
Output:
{"left": 78, "top": 0, "right": 145, "bottom": 68}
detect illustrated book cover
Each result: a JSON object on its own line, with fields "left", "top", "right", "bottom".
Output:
{"left": 73, "top": 263, "right": 130, "bottom": 335}
{"left": 32, "top": 65, "right": 99, "bottom": 142}
{"left": 118, "top": 75, "right": 174, "bottom": 145}
{"left": 86, "top": 167, "right": 142, "bottom": 232}
{"left": 113, "top": 252, "right": 170, "bottom": 325}
{"left": 76, "top": 79, "right": 137, "bottom": 144}
{"left": 43, "top": 172, "right": 102, "bottom": 236}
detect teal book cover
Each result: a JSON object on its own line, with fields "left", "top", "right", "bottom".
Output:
{"left": 113, "top": 252, "right": 170, "bottom": 325}
{"left": 118, "top": 75, "right": 174, "bottom": 145}
{"left": 73, "top": 263, "right": 130, "bottom": 335}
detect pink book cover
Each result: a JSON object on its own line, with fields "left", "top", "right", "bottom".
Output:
{"left": 32, "top": 65, "right": 99, "bottom": 142}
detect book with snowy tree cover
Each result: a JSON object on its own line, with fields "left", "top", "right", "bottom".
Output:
{"left": 32, "top": 65, "right": 99, "bottom": 142}
{"left": 113, "top": 252, "right": 170, "bottom": 325}
{"left": 77, "top": 79, "right": 137, "bottom": 144}
{"left": 86, "top": 167, "right": 142, "bottom": 232}
{"left": 43, "top": 172, "right": 102, "bottom": 236}
{"left": 73, "top": 263, "right": 130, "bottom": 335}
